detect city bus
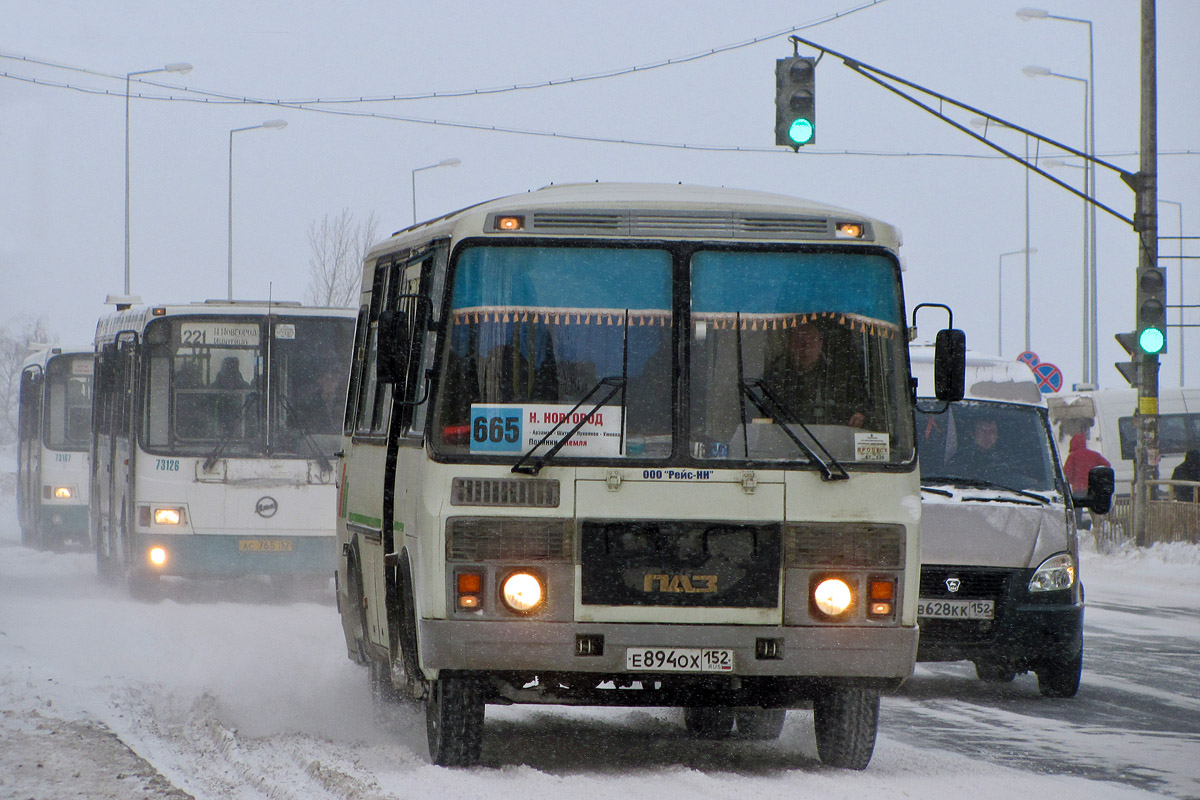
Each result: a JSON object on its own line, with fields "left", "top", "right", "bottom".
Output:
{"left": 335, "top": 183, "right": 964, "bottom": 769}
{"left": 90, "top": 300, "right": 355, "bottom": 596}
{"left": 17, "top": 345, "right": 94, "bottom": 550}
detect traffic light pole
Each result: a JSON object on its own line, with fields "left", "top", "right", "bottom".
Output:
{"left": 1131, "top": 0, "right": 1159, "bottom": 547}
{"left": 789, "top": 5, "right": 1162, "bottom": 544}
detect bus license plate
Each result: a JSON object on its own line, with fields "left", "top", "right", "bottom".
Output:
{"left": 626, "top": 647, "right": 734, "bottom": 672}
{"left": 238, "top": 539, "right": 294, "bottom": 552}
{"left": 917, "top": 598, "right": 994, "bottom": 620}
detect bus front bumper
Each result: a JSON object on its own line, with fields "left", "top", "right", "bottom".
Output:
{"left": 418, "top": 618, "right": 918, "bottom": 682}
{"left": 132, "top": 533, "right": 336, "bottom": 577}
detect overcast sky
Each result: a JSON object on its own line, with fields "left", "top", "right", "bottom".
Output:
{"left": 2, "top": 0, "right": 1197, "bottom": 390}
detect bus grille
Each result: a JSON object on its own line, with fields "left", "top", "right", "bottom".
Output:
{"left": 446, "top": 517, "right": 573, "bottom": 561}
{"left": 450, "top": 477, "right": 560, "bottom": 507}
{"left": 784, "top": 523, "right": 905, "bottom": 568}
{"left": 580, "top": 520, "right": 781, "bottom": 607}
{"left": 523, "top": 210, "right": 840, "bottom": 240}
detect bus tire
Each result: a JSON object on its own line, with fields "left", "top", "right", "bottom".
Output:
{"left": 812, "top": 687, "right": 878, "bottom": 770}
{"left": 1036, "top": 648, "right": 1082, "bottom": 698}
{"left": 425, "top": 674, "right": 484, "bottom": 767}
{"left": 735, "top": 708, "right": 786, "bottom": 739}
{"left": 684, "top": 706, "right": 734, "bottom": 738}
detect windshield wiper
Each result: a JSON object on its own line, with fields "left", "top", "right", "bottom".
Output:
{"left": 921, "top": 476, "right": 1051, "bottom": 505}
{"left": 733, "top": 314, "right": 847, "bottom": 481}
{"left": 274, "top": 393, "right": 334, "bottom": 472}
{"left": 511, "top": 311, "right": 630, "bottom": 477}
{"left": 201, "top": 393, "right": 259, "bottom": 472}
{"left": 920, "top": 485, "right": 954, "bottom": 497}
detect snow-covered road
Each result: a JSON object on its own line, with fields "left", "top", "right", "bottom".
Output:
{"left": 2, "top": 494, "right": 1196, "bottom": 800}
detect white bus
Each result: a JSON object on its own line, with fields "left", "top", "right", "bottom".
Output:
{"left": 90, "top": 300, "right": 355, "bottom": 596}
{"left": 335, "top": 183, "right": 964, "bottom": 769}
{"left": 1047, "top": 387, "right": 1200, "bottom": 495}
{"left": 17, "top": 346, "right": 94, "bottom": 550}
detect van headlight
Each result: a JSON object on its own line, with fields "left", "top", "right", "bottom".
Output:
{"left": 1029, "top": 553, "right": 1075, "bottom": 592}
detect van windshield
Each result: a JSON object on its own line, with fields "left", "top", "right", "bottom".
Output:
{"left": 916, "top": 399, "right": 1061, "bottom": 493}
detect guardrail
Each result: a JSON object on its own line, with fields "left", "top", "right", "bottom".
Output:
{"left": 1094, "top": 480, "right": 1200, "bottom": 549}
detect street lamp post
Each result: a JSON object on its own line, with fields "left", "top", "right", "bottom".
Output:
{"left": 124, "top": 62, "right": 192, "bottom": 295}
{"left": 411, "top": 158, "right": 462, "bottom": 225}
{"left": 1018, "top": 7, "right": 1097, "bottom": 384}
{"left": 228, "top": 120, "right": 287, "bottom": 301}
{"left": 1024, "top": 64, "right": 1090, "bottom": 382}
{"left": 971, "top": 117, "right": 1034, "bottom": 351}
{"left": 999, "top": 248, "right": 1037, "bottom": 357}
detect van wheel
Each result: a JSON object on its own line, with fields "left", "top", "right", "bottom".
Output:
{"left": 425, "top": 674, "right": 484, "bottom": 766}
{"left": 812, "top": 688, "right": 878, "bottom": 770}
{"left": 1037, "top": 648, "right": 1082, "bottom": 698}
{"left": 736, "top": 708, "right": 786, "bottom": 739}
{"left": 975, "top": 662, "right": 1017, "bottom": 683}
{"left": 684, "top": 706, "right": 734, "bottom": 738}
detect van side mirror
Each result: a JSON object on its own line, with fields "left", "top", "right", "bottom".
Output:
{"left": 1079, "top": 465, "right": 1115, "bottom": 514}
{"left": 376, "top": 309, "right": 409, "bottom": 385}
{"left": 933, "top": 328, "right": 966, "bottom": 402}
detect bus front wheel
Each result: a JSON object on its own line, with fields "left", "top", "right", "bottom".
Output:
{"left": 812, "top": 687, "right": 878, "bottom": 770}
{"left": 425, "top": 674, "right": 484, "bottom": 767}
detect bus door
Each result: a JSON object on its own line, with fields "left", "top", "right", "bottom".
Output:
{"left": 18, "top": 366, "right": 44, "bottom": 539}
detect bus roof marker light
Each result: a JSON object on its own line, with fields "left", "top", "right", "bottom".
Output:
{"left": 836, "top": 222, "right": 864, "bottom": 239}
{"left": 495, "top": 215, "right": 525, "bottom": 232}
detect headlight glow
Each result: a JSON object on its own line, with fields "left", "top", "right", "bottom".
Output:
{"left": 148, "top": 547, "right": 168, "bottom": 567}
{"left": 813, "top": 577, "right": 854, "bottom": 617}
{"left": 500, "top": 571, "right": 544, "bottom": 614}
{"left": 1029, "top": 553, "right": 1076, "bottom": 592}
{"left": 153, "top": 508, "right": 183, "bottom": 525}
{"left": 53, "top": 486, "right": 72, "bottom": 499}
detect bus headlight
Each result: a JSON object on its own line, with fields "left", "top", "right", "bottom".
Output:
{"left": 1029, "top": 553, "right": 1075, "bottom": 592}
{"left": 500, "top": 571, "right": 544, "bottom": 614}
{"left": 53, "top": 486, "right": 72, "bottom": 499}
{"left": 148, "top": 546, "right": 168, "bottom": 567}
{"left": 812, "top": 576, "right": 854, "bottom": 618}
{"left": 153, "top": 508, "right": 184, "bottom": 525}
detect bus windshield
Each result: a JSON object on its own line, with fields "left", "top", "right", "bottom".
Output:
{"left": 688, "top": 250, "right": 913, "bottom": 466}
{"left": 142, "top": 315, "right": 354, "bottom": 458}
{"left": 916, "top": 399, "right": 1061, "bottom": 494}
{"left": 431, "top": 244, "right": 914, "bottom": 467}
{"left": 44, "top": 354, "right": 93, "bottom": 451}
{"left": 433, "top": 245, "right": 674, "bottom": 459}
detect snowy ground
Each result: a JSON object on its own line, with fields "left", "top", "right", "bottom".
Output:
{"left": 1, "top": 479, "right": 1196, "bottom": 799}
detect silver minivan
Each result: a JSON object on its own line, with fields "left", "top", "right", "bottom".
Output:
{"left": 910, "top": 348, "right": 1113, "bottom": 697}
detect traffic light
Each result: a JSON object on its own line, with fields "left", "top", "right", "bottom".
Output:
{"left": 775, "top": 56, "right": 816, "bottom": 149}
{"left": 1136, "top": 266, "right": 1167, "bottom": 355}
{"left": 1114, "top": 332, "right": 1139, "bottom": 387}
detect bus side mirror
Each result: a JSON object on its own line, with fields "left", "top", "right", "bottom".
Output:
{"left": 1078, "top": 465, "right": 1115, "bottom": 514}
{"left": 376, "top": 309, "right": 409, "bottom": 385}
{"left": 933, "top": 328, "right": 966, "bottom": 402}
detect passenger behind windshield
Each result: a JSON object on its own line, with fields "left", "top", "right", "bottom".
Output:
{"left": 916, "top": 400, "right": 1059, "bottom": 493}
{"left": 762, "top": 321, "right": 867, "bottom": 428}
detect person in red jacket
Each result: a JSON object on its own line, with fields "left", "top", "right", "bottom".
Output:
{"left": 1063, "top": 433, "right": 1110, "bottom": 493}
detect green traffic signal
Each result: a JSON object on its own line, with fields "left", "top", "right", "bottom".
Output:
{"left": 788, "top": 117, "right": 815, "bottom": 145}
{"left": 1138, "top": 326, "right": 1166, "bottom": 355}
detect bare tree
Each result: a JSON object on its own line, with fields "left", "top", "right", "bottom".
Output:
{"left": 305, "top": 209, "right": 380, "bottom": 308}
{"left": 0, "top": 317, "right": 54, "bottom": 446}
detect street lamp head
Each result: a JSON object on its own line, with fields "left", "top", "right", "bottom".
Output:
{"left": 1022, "top": 65, "right": 1052, "bottom": 78}
{"left": 1016, "top": 7, "right": 1049, "bottom": 20}
{"left": 262, "top": 119, "right": 288, "bottom": 129}
{"left": 164, "top": 62, "right": 193, "bottom": 75}
{"left": 438, "top": 158, "right": 462, "bottom": 168}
